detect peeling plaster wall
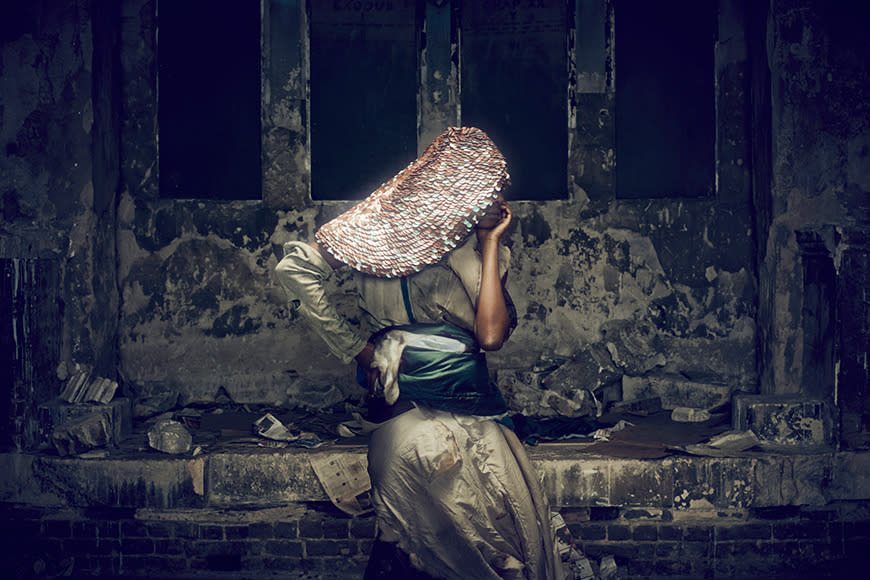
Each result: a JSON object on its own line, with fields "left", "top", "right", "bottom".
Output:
{"left": 494, "top": 200, "right": 757, "bottom": 407}
{"left": 761, "top": 0, "right": 870, "bottom": 401}
{"left": 0, "top": 1, "right": 120, "bottom": 448}
{"left": 3, "top": 0, "right": 866, "bottom": 433}
{"left": 112, "top": 0, "right": 760, "bottom": 414}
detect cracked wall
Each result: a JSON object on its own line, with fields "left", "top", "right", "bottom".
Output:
{"left": 111, "top": 0, "right": 759, "bottom": 417}
{"left": 1, "top": 0, "right": 120, "bottom": 448}
{"left": 3, "top": 1, "right": 867, "bottom": 439}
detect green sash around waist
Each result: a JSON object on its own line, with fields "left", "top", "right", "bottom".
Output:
{"left": 376, "top": 323, "right": 508, "bottom": 417}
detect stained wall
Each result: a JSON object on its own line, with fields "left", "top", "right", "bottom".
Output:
{"left": 106, "top": 0, "right": 756, "bottom": 416}
{"left": 1, "top": 0, "right": 867, "bottom": 440}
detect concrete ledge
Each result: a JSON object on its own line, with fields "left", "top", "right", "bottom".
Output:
{"left": 0, "top": 452, "right": 205, "bottom": 509}
{"left": 3, "top": 446, "right": 870, "bottom": 511}
{"left": 533, "top": 447, "right": 870, "bottom": 508}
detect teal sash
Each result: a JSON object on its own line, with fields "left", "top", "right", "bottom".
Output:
{"left": 383, "top": 322, "right": 508, "bottom": 417}
{"left": 375, "top": 278, "right": 508, "bottom": 417}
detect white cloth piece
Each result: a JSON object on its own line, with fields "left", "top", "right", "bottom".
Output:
{"left": 371, "top": 330, "right": 468, "bottom": 406}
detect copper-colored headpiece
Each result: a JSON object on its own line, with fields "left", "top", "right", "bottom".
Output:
{"left": 315, "top": 126, "right": 510, "bottom": 278}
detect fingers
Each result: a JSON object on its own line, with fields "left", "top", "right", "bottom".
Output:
{"left": 501, "top": 201, "right": 512, "bottom": 224}
{"left": 493, "top": 201, "right": 513, "bottom": 234}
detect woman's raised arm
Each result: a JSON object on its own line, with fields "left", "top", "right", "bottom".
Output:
{"left": 473, "top": 201, "right": 512, "bottom": 351}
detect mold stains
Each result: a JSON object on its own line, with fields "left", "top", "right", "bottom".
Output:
{"left": 189, "top": 288, "right": 220, "bottom": 312}
{"left": 193, "top": 205, "right": 279, "bottom": 251}
{"left": 1, "top": 189, "right": 23, "bottom": 221}
{"left": 208, "top": 304, "right": 261, "bottom": 338}
{"left": 553, "top": 262, "right": 575, "bottom": 306}
{"left": 648, "top": 293, "right": 692, "bottom": 337}
{"left": 122, "top": 238, "right": 260, "bottom": 332}
{"left": 10, "top": 109, "right": 49, "bottom": 158}
{"left": 558, "top": 227, "right": 600, "bottom": 265}
{"left": 154, "top": 209, "right": 180, "bottom": 248}
{"left": 525, "top": 302, "right": 549, "bottom": 322}
{"left": 603, "top": 232, "right": 630, "bottom": 270}
{"left": 520, "top": 208, "right": 552, "bottom": 248}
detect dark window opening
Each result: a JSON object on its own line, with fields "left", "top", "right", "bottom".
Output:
{"left": 309, "top": 1, "right": 418, "bottom": 201}
{"left": 461, "top": 0, "right": 569, "bottom": 200}
{"left": 615, "top": 0, "right": 716, "bottom": 199}
{"left": 157, "top": 1, "right": 262, "bottom": 200}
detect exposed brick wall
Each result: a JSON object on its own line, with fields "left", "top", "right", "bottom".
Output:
{"left": 2, "top": 501, "right": 868, "bottom": 578}
{"left": 0, "top": 502, "right": 374, "bottom": 579}
{"left": 560, "top": 503, "right": 870, "bottom": 578}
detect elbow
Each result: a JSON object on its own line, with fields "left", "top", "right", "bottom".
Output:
{"left": 274, "top": 253, "right": 293, "bottom": 277}
{"left": 480, "top": 339, "right": 504, "bottom": 352}
{"left": 477, "top": 330, "right": 507, "bottom": 352}
{"left": 474, "top": 316, "right": 510, "bottom": 351}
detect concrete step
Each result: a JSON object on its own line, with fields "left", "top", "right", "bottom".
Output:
{"left": 2, "top": 444, "right": 869, "bottom": 511}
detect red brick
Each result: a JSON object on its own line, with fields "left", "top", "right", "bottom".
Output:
{"left": 266, "top": 539, "right": 304, "bottom": 557}
{"left": 145, "top": 522, "right": 173, "bottom": 538}
{"left": 607, "top": 524, "right": 631, "bottom": 541}
{"left": 120, "top": 520, "right": 148, "bottom": 538}
{"left": 199, "top": 525, "right": 223, "bottom": 540}
{"left": 716, "top": 523, "right": 772, "bottom": 541}
{"left": 123, "top": 555, "right": 187, "bottom": 574}
{"left": 654, "top": 559, "right": 691, "bottom": 576}
{"left": 685, "top": 526, "right": 713, "bottom": 541}
{"left": 250, "top": 521, "right": 274, "bottom": 538}
{"left": 306, "top": 539, "right": 357, "bottom": 557}
{"left": 224, "top": 525, "right": 249, "bottom": 540}
{"left": 772, "top": 521, "right": 828, "bottom": 540}
{"left": 205, "top": 553, "right": 242, "bottom": 571}
{"left": 654, "top": 541, "right": 680, "bottom": 559}
{"left": 172, "top": 522, "right": 198, "bottom": 539}
{"left": 96, "top": 520, "right": 120, "bottom": 539}
{"left": 261, "top": 556, "right": 311, "bottom": 571}
{"left": 844, "top": 521, "right": 870, "bottom": 538}
{"left": 632, "top": 524, "right": 657, "bottom": 541}
{"left": 299, "top": 517, "right": 323, "bottom": 538}
{"left": 322, "top": 518, "right": 349, "bottom": 539}
{"left": 72, "top": 520, "right": 98, "bottom": 537}
{"left": 658, "top": 524, "right": 682, "bottom": 541}
{"left": 95, "top": 538, "right": 121, "bottom": 555}
{"left": 571, "top": 523, "right": 605, "bottom": 541}
{"left": 350, "top": 517, "right": 376, "bottom": 539}
{"left": 121, "top": 537, "right": 155, "bottom": 555}
{"left": 154, "top": 538, "right": 184, "bottom": 556}
{"left": 274, "top": 521, "right": 297, "bottom": 538}
{"left": 589, "top": 506, "right": 619, "bottom": 520}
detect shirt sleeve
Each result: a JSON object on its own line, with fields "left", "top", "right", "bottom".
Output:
{"left": 274, "top": 241, "right": 368, "bottom": 364}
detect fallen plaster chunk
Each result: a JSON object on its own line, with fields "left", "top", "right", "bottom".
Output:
{"left": 147, "top": 419, "right": 193, "bottom": 454}
{"left": 52, "top": 410, "right": 114, "bottom": 456}
{"left": 670, "top": 406, "right": 711, "bottom": 422}
{"left": 42, "top": 398, "right": 132, "bottom": 454}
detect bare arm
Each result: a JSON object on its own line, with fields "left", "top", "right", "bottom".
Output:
{"left": 473, "top": 201, "right": 513, "bottom": 351}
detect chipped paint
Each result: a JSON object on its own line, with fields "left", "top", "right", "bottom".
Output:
{"left": 0, "top": 1, "right": 866, "bottom": 455}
